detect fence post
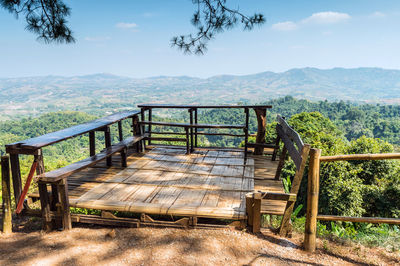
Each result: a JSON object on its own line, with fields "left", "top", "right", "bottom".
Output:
{"left": 2, "top": 155, "right": 12, "bottom": 234}
{"left": 304, "top": 148, "right": 321, "bottom": 252}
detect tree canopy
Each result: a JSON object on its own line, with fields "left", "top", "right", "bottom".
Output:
{"left": 1, "top": 0, "right": 265, "bottom": 54}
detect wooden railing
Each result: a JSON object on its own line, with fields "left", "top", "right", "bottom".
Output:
{"left": 137, "top": 104, "right": 272, "bottom": 155}
{"left": 2, "top": 111, "right": 141, "bottom": 232}
{"left": 304, "top": 150, "right": 400, "bottom": 252}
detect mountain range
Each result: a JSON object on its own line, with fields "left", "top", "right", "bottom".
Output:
{"left": 1, "top": 67, "right": 400, "bottom": 120}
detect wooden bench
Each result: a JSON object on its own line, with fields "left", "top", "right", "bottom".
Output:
{"left": 246, "top": 115, "right": 311, "bottom": 236}
{"left": 36, "top": 134, "right": 147, "bottom": 230}
{"left": 139, "top": 121, "right": 248, "bottom": 157}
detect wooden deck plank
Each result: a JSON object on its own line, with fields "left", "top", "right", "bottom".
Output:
{"left": 61, "top": 146, "right": 290, "bottom": 220}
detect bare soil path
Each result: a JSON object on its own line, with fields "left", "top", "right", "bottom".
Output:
{"left": 0, "top": 218, "right": 399, "bottom": 266}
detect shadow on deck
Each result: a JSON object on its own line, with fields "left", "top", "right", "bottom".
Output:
{"left": 30, "top": 146, "right": 284, "bottom": 222}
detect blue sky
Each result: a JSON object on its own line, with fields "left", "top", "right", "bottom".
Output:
{"left": 1, "top": 0, "right": 400, "bottom": 78}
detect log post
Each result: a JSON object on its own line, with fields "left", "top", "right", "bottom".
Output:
{"left": 9, "top": 153, "right": 22, "bottom": 207}
{"left": 304, "top": 148, "right": 321, "bottom": 252}
{"left": 2, "top": 155, "right": 12, "bottom": 234}
{"left": 253, "top": 108, "right": 267, "bottom": 155}
{"left": 252, "top": 192, "right": 262, "bottom": 233}
{"left": 245, "top": 193, "right": 254, "bottom": 227}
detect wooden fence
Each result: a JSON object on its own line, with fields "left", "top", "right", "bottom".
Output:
{"left": 304, "top": 149, "right": 400, "bottom": 252}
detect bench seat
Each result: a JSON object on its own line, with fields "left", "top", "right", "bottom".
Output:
{"left": 38, "top": 135, "right": 146, "bottom": 183}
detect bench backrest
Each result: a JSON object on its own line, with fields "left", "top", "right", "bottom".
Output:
{"left": 275, "top": 115, "right": 311, "bottom": 195}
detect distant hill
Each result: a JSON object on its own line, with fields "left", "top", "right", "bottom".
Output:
{"left": 1, "top": 67, "right": 400, "bottom": 119}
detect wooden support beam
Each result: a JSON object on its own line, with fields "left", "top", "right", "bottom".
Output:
{"left": 57, "top": 179, "right": 72, "bottom": 230}
{"left": 89, "top": 131, "right": 96, "bottom": 156}
{"left": 148, "top": 108, "right": 152, "bottom": 145}
{"left": 2, "top": 155, "right": 12, "bottom": 234}
{"left": 244, "top": 108, "right": 249, "bottom": 162}
{"left": 194, "top": 108, "right": 198, "bottom": 147}
{"left": 304, "top": 148, "right": 321, "bottom": 252}
{"left": 246, "top": 193, "right": 254, "bottom": 227}
{"left": 118, "top": 121, "right": 123, "bottom": 141}
{"left": 38, "top": 183, "right": 53, "bottom": 231}
{"left": 252, "top": 192, "right": 261, "bottom": 233}
{"left": 253, "top": 108, "right": 267, "bottom": 155}
{"left": 9, "top": 154, "right": 22, "bottom": 208}
{"left": 189, "top": 108, "right": 194, "bottom": 152}
{"left": 104, "top": 126, "right": 112, "bottom": 166}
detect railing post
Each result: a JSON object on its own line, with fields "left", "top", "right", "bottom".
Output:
{"left": 104, "top": 126, "right": 112, "bottom": 166}
{"left": 89, "top": 131, "right": 96, "bottom": 156}
{"left": 189, "top": 108, "right": 194, "bottom": 152}
{"left": 148, "top": 108, "right": 152, "bottom": 145}
{"left": 253, "top": 108, "right": 267, "bottom": 155}
{"left": 244, "top": 108, "right": 249, "bottom": 161}
{"left": 194, "top": 108, "right": 198, "bottom": 147}
{"left": 2, "top": 155, "right": 12, "bottom": 234}
{"left": 9, "top": 153, "right": 22, "bottom": 207}
{"left": 304, "top": 148, "right": 321, "bottom": 252}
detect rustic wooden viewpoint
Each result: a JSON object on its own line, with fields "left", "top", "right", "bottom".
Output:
{"left": 246, "top": 115, "right": 311, "bottom": 236}
{"left": 2, "top": 105, "right": 288, "bottom": 232}
{"left": 304, "top": 150, "right": 400, "bottom": 252}
{"left": 4, "top": 111, "right": 144, "bottom": 230}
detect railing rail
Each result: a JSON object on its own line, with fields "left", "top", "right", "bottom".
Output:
{"left": 3, "top": 111, "right": 141, "bottom": 222}
{"left": 304, "top": 149, "right": 400, "bottom": 252}
{"left": 138, "top": 104, "right": 272, "bottom": 155}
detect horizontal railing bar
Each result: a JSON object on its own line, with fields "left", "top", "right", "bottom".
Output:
{"left": 147, "top": 131, "right": 187, "bottom": 135}
{"left": 138, "top": 104, "right": 272, "bottom": 109}
{"left": 317, "top": 215, "right": 400, "bottom": 225}
{"left": 146, "top": 137, "right": 187, "bottom": 142}
{"left": 319, "top": 153, "right": 400, "bottom": 162}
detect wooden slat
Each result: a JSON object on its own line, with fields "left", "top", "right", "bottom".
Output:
{"left": 277, "top": 115, "right": 304, "bottom": 151}
{"left": 276, "top": 125, "right": 302, "bottom": 169}
{"left": 38, "top": 136, "right": 142, "bottom": 182}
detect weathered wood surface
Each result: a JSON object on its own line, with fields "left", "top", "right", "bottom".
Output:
{"left": 68, "top": 147, "right": 255, "bottom": 219}
{"left": 38, "top": 136, "right": 145, "bottom": 183}
{"left": 138, "top": 104, "right": 272, "bottom": 109}
{"left": 6, "top": 111, "right": 140, "bottom": 150}
{"left": 28, "top": 146, "right": 284, "bottom": 221}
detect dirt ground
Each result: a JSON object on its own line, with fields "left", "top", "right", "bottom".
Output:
{"left": 0, "top": 217, "right": 399, "bottom": 266}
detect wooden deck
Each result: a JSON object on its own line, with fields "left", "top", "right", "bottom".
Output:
{"left": 32, "top": 146, "right": 285, "bottom": 221}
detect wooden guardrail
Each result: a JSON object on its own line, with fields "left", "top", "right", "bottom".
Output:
{"left": 304, "top": 150, "right": 400, "bottom": 252}
{"left": 137, "top": 104, "right": 273, "bottom": 155}
{"left": 2, "top": 111, "right": 142, "bottom": 232}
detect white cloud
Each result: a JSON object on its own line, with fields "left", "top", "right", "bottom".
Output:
{"left": 370, "top": 11, "right": 386, "bottom": 18}
{"left": 271, "top": 21, "right": 298, "bottom": 31}
{"left": 115, "top": 22, "right": 138, "bottom": 29}
{"left": 301, "top": 12, "right": 351, "bottom": 24}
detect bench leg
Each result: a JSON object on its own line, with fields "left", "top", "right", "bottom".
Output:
{"left": 121, "top": 147, "right": 127, "bottom": 167}
{"left": 38, "top": 183, "right": 53, "bottom": 231}
{"left": 58, "top": 179, "right": 72, "bottom": 230}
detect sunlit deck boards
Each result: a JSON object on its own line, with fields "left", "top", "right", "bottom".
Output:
{"left": 68, "top": 147, "right": 255, "bottom": 220}
{"left": 253, "top": 150, "right": 287, "bottom": 216}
